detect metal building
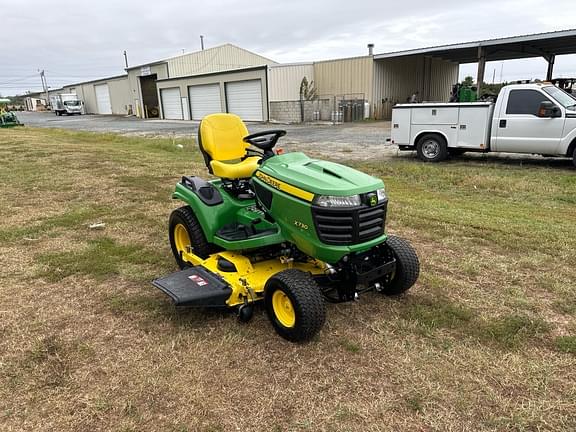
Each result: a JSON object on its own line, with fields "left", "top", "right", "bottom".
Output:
{"left": 155, "top": 66, "right": 269, "bottom": 121}
{"left": 267, "top": 63, "right": 315, "bottom": 123}
{"left": 126, "top": 43, "right": 276, "bottom": 120}
{"left": 311, "top": 53, "right": 458, "bottom": 120}
{"left": 63, "top": 75, "right": 131, "bottom": 115}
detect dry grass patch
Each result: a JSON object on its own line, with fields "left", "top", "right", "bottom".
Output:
{"left": 0, "top": 127, "right": 575, "bottom": 431}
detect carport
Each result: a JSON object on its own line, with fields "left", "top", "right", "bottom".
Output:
{"left": 375, "top": 29, "right": 576, "bottom": 93}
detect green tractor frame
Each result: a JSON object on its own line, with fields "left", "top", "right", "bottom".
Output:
{"left": 153, "top": 113, "right": 419, "bottom": 342}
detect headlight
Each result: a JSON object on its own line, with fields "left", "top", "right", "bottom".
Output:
{"left": 315, "top": 194, "right": 361, "bottom": 207}
{"left": 376, "top": 188, "right": 387, "bottom": 202}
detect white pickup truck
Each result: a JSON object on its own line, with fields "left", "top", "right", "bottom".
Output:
{"left": 390, "top": 83, "right": 576, "bottom": 166}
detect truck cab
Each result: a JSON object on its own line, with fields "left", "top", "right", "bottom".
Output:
{"left": 391, "top": 83, "right": 576, "bottom": 166}
{"left": 51, "top": 93, "right": 83, "bottom": 116}
{"left": 490, "top": 83, "right": 576, "bottom": 157}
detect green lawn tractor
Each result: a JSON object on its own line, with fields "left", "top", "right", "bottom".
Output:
{"left": 153, "top": 113, "right": 419, "bottom": 342}
{"left": 0, "top": 99, "right": 23, "bottom": 128}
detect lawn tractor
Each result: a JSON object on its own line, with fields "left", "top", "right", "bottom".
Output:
{"left": 153, "top": 113, "right": 419, "bottom": 342}
{"left": 0, "top": 99, "right": 23, "bottom": 128}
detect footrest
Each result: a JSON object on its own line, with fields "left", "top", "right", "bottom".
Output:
{"left": 152, "top": 267, "right": 232, "bottom": 307}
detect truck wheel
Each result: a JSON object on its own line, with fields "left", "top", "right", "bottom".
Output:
{"left": 572, "top": 147, "right": 576, "bottom": 168}
{"left": 265, "top": 269, "right": 326, "bottom": 343}
{"left": 379, "top": 235, "right": 420, "bottom": 296}
{"left": 416, "top": 134, "right": 448, "bottom": 162}
{"left": 169, "top": 206, "right": 213, "bottom": 268}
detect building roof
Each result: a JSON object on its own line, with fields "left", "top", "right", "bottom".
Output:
{"left": 156, "top": 65, "right": 266, "bottom": 82}
{"left": 374, "top": 29, "right": 576, "bottom": 63}
{"left": 126, "top": 43, "right": 277, "bottom": 71}
{"left": 65, "top": 74, "right": 128, "bottom": 87}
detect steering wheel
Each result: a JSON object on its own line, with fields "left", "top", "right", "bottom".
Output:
{"left": 243, "top": 130, "right": 286, "bottom": 152}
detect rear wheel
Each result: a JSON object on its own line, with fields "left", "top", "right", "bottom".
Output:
{"left": 265, "top": 270, "right": 326, "bottom": 342}
{"left": 378, "top": 235, "right": 420, "bottom": 296}
{"left": 169, "top": 206, "right": 213, "bottom": 268}
{"left": 572, "top": 147, "right": 576, "bottom": 168}
{"left": 416, "top": 134, "right": 448, "bottom": 162}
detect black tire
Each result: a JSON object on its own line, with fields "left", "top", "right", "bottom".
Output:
{"left": 379, "top": 235, "right": 420, "bottom": 296}
{"left": 265, "top": 269, "right": 326, "bottom": 343}
{"left": 416, "top": 134, "right": 448, "bottom": 162}
{"left": 572, "top": 147, "right": 576, "bottom": 168}
{"left": 169, "top": 206, "right": 213, "bottom": 268}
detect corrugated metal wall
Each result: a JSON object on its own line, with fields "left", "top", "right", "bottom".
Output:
{"left": 167, "top": 44, "right": 276, "bottom": 77}
{"left": 313, "top": 56, "right": 373, "bottom": 100}
{"left": 268, "top": 64, "right": 314, "bottom": 101}
{"left": 372, "top": 56, "right": 458, "bottom": 119}
{"left": 107, "top": 77, "right": 132, "bottom": 114}
{"left": 429, "top": 57, "right": 459, "bottom": 101}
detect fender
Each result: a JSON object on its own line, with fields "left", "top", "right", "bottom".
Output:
{"left": 172, "top": 180, "right": 240, "bottom": 243}
{"left": 412, "top": 130, "right": 449, "bottom": 147}
{"left": 560, "top": 128, "right": 576, "bottom": 157}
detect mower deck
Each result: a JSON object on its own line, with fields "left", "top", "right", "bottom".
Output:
{"left": 154, "top": 250, "right": 326, "bottom": 308}
{"left": 152, "top": 266, "right": 232, "bottom": 307}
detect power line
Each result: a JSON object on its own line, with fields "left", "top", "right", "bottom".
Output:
{"left": 0, "top": 73, "right": 41, "bottom": 85}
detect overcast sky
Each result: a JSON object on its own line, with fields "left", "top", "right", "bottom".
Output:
{"left": 2, "top": 0, "right": 576, "bottom": 96}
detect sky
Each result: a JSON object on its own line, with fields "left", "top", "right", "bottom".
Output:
{"left": 2, "top": 0, "right": 576, "bottom": 96}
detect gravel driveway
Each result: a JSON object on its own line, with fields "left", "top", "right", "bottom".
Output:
{"left": 16, "top": 112, "right": 397, "bottom": 161}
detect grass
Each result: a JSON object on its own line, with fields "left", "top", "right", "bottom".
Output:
{"left": 0, "top": 127, "right": 575, "bottom": 431}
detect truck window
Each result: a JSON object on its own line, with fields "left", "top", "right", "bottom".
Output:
{"left": 542, "top": 86, "right": 576, "bottom": 110}
{"left": 506, "top": 90, "right": 551, "bottom": 116}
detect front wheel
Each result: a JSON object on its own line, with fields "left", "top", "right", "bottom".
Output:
{"left": 265, "top": 270, "right": 326, "bottom": 342}
{"left": 572, "top": 147, "right": 576, "bottom": 168}
{"left": 416, "top": 134, "right": 448, "bottom": 162}
{"left": 378, "top": 235, "right": 420, "bottom": 296}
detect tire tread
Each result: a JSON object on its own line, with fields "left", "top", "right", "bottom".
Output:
{"left": 382, "top": 235, "right": 420, "bottom": 295}
{"left": 265, "top": 269, "right": 326, "bottom": 342}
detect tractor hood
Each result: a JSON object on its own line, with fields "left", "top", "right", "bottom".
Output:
{"left": 257, "top": 152, "right": 383, "bottom": 196}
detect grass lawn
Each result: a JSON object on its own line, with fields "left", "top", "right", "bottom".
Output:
{"left": 1, "top": 127, "right": 575, "bottom": 431}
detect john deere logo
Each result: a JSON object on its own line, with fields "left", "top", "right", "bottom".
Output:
{"left": 369, "top": 195, "right": 378, "bottom": 207}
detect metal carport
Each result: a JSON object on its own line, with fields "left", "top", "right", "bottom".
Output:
{"left": 374, "top": 29, "right": 576, "bottom": 91}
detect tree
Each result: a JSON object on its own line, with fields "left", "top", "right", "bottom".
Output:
{"left": 299, "top": 77, "right": 317, "bottom": 101}
{"left": 298, "top": 76, "right": 318, "bottom": 123}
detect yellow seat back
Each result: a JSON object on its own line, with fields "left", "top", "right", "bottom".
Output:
{"left": 199, "top": 113, "right": 250, "bottom": 162}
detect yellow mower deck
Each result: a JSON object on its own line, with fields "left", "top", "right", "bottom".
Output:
{"left": 181, "top": 250, "right": 326, "bottom": 307}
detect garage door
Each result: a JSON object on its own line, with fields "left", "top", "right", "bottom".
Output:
{"left": 225, "top": 80, "right": 263, "bottom": 121}
{"left": 188, "top": 84, "right": 221, "bottom": 120}
{"left": 160, "top": 88, "right": 183, "bottom": 120}
{"left": 94, "top": 84, "right": 112, "bottom": 114}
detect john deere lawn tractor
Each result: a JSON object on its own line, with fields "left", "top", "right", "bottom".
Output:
{"left": 153, "top": 113, "right": 419, "bottom": 342}
{"left": 0, "top": 98, "right": 23, "bottom": 128}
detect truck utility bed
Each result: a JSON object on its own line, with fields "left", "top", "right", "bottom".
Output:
{"left": 391, "top": 102, "right": 494, "bottom": 151}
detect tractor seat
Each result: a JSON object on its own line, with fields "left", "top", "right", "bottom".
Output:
{"left": 198, "top": 113, "right": 260, "bottom": 179}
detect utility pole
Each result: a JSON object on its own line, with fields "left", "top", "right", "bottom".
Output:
{"left": 200, "top": 35, "right": 205, "bottom": 50}
{"left": 40, "top": 70, "right": 49, "bottom": 108}
{"left": 123, "top": 50, "right": 129, "bottom": 68}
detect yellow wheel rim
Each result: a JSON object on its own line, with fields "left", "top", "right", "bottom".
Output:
{"left": 174, "top": 223, "right": 191, "bottom": 255}
{"left": 272, "top": 290, "right": 296, "bottom": 328}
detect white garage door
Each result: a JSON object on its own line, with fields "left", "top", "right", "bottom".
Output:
{"left": 161, "top": 88, "right": 183, "bottom": 120}
{"left": 188, "top": 84, "right": 222, "bottom": 120}
{"left": 94, "top": 84, "right": 112, "bottom": 114}
{"left": 225, "top": 80, "right": 263, "bottom": 121}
